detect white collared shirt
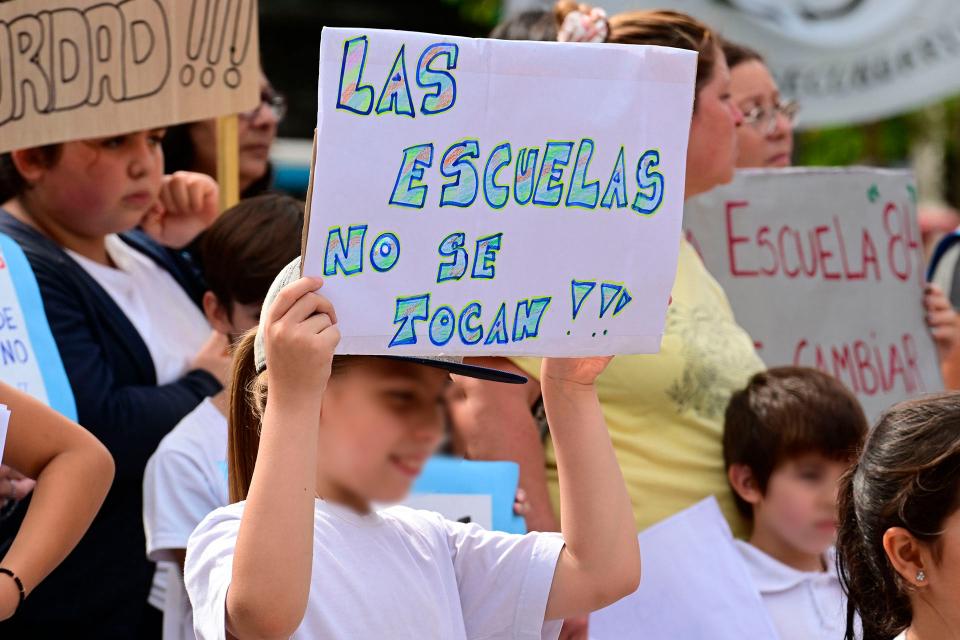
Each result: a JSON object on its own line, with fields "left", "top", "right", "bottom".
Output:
{"left": 735, "top": 540, "right": 848, "bottom": 640}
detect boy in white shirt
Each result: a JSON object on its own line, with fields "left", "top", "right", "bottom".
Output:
{"left": 143, "top": 194, "right": 304, "bottom": 640}
{"left": 723, "top": 366, "right": 868, "bottom": 640}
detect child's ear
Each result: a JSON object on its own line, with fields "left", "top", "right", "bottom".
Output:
{"left": 728, "top": 464, "right": 763, "bottom": 505}
{"left": 10, "top": 148, "right": 51, "bottom": 184}
{"left": 883, "top": 527, "right": 930, "bottom": 588}
{"left": 203, "top": 291, "right": 235, "bottom": 335}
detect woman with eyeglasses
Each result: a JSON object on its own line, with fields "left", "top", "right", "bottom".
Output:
{"left": 163, "top": 73, "right": 286, "bottom": 199}
{"left": 722, "top": 40, "right": 798, "bottom": 169}
{"left": 723, "top": 38, "right": 960, "bottom": 379}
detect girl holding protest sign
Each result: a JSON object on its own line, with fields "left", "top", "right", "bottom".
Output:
{"left": 0, "top": 381, "right": 113, "bottom": 622}
{"left": 184, "top": 258, "right": 640, "bottom": 639}
{"left": 0, "top": 134, "right": 229, "bottom": 636}
{"left": 456, "top": 7, "right": 764, "bottom": 542}
{"left": 723, "top": 39, "right": 960, "bottom": 378}
{"left": 837, "top": 393, "right": 960, "bottom": 640}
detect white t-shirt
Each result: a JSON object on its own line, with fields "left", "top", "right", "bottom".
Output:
{"left": 736, "top": 540, "right": 846, "bottom": 640}
{"left": 67, "top": 234, "right": 210, "bottom": 385}
{"left": 186, "top": 500, "right": 565, "bottom": 640}
{"left": 69, "top": 234, "right": 211, "bottom": 612}
{"left": 144, "top": 398, "right": 229, "bottom": 640}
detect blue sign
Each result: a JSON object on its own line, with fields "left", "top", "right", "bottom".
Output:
{"left": 412, "top": 456, "right": 525, "bottom": 534}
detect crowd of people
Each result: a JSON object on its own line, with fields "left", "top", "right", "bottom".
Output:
{"left": 0, "top": 2, "right": 958, "bottom": 640}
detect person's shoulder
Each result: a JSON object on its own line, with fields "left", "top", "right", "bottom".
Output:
{"left": 191, "top": 500, "right": 245, "bottom": 541}
{"left": 155, "top": 398, "right": 227, "bottom": 457}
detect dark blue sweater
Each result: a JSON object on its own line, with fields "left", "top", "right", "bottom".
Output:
{"left": 0, "top": 211, "right": 221, "bottom": 637}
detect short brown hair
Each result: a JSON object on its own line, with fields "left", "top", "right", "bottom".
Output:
{"left": 201, "top": 193, "right": 304, "bottom": 315}
{"left": 720, "top": 38, "right": 764, "bottom": 70}
{"left": 607, "top": 10, "right": 719, "bottom": 104}
{"left": 723, "top": 366, "right": 868, "bottom": 519}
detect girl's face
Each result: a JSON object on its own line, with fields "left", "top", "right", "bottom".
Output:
{"left": 316, "top": 358, "right": 448, "bottom": 507}
{"left": 730, "top": 60, "right": 794, "bottom": 169}
{"left": 685, "top": 50, "right": 743, "bottom": 199}
{"left": 754, "top": 453, "right": 850, "bottom": 560}
{"left": 26, "top": 130, "right": 165, "bottom": 237}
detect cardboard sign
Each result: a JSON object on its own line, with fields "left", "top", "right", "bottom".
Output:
{"left": 684, "top": 168, "right": 942, "bottom": 420}
{"left": 591, "top": 497, "right": 778, "bottom": 640}
{"left": 0, "top": 234, "right": 77, "bottom": 421}
{"left": 406, "top": 457, "right": 525, "bottom": 534}
{"left": 0, "top": 0, "right": 260, "bottom": 153}
{"left": 303, "top": 27, "right": 697, "bottom": 356}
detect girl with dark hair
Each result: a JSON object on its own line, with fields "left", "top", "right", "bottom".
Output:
{"left": 837, "top": 392, "right": 960, "bottom": 640}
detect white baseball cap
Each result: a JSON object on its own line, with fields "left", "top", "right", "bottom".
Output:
{"left": 254, "top": 257, "right": 527, "bottom": 384}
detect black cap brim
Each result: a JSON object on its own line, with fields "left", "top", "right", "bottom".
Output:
{"left": 377, "top": 356, "right": 527, "bottom": 384}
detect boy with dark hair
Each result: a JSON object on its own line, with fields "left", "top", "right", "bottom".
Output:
{"left": 724, "top": 366, "right": 867, "bottom": 640}
{"left": 143, "top": 194, "right": 304, "bottom": 640}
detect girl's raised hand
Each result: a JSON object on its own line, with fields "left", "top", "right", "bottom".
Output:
{"left": 541, "top": 356, "right": 614, "bottom": 388}
{"left": 263, "top": 277, "right": 340, "bottom": 401}
{"left": 142, "top": 171, "right": 220, "bottom": 249}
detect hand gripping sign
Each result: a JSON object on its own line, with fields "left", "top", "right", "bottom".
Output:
{"left": 302, "top": 27, "right": 697, "bottom": 357}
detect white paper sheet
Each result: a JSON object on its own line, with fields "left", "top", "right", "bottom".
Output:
{"left": 590, "top": 497, "right": 778, "bottom": 640}
{"left": 305, "top": 27, "right": 697, "bottom": 357}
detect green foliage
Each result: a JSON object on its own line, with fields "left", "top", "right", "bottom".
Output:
{"left": 440, "top": 0, "right": 501, "bottom": 31}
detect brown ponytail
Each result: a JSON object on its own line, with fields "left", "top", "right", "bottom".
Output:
{"left": 836, "top": 393, "right": 960, "bottom": 639}
{"left": 227, "top": 329, "right": 357, "bottom": 503}
{"left": 227, "top": 328, "right": 267, "bottom": 503}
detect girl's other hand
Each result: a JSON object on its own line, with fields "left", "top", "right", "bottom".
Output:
{"left": 142, "top": 171, "right": 220, "bottom": 249}
{"left": 541, "top": 356, "right": 614, "bottom": 388}
{"left": 925, "top": 283, "right": 960, "bottom": 361}
{"left": 263, "top": 277, "right": 340, "bottom": 402}
{"left": 190, "top": 331, "right": 231, "bottom": 387}
{"left": 513, "top": 488, "right": 530, "bottom": 517}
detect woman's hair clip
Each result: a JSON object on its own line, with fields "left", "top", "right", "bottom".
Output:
{"left": 557, "top": 7, "right": 609, "bottom": 44}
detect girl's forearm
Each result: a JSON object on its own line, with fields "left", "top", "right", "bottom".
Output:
{"left": 0, "top": 447, "right": 113, "bottom": 594}
{"left": 542, "top": 379, "right": 639, "bottom": 618}
{"left": 228, "top": 398, "right": 320, "bottom": 639}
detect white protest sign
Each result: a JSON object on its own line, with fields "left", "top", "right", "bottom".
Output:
{"left": 304, "top": 28, "right": 696, "bottom": 356}
{"left": 0, "top": 0, "right": 260, "bottom": 153}
{"left": 684, "top": 168, "right": 941, "bottom": 420}
{"left": 0, "top": 404, "right": 9, "bottom": 464}
{"left": 591, "top": 497, "right": 778, "bottom": 640}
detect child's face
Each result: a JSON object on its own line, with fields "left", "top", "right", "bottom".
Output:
{"left": 754, "top": 453, "right": 850, "bottom": 557}
{"left": 28, "top": 130, "right": 165, "bottom": 236}
{"left": 316, "top": 358, "right": 448, "bottom": 505}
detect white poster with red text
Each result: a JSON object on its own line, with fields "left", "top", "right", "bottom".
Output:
{"left": 684, "top": 168, "right": 942, "bottom": 421}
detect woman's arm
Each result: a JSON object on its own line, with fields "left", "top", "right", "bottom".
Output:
{"left": 541, "top": 357, "right": 640, "bottom": 620}
{"left": 226, "top": 278, "right": 338, "bottom": 640}
{"left": 0, "top": 382, "right": 114, "bottom": 621}
{"left": 453, "top": 357, "right": 559, "bottom": 532}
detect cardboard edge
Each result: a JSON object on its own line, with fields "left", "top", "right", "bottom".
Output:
{"left": 299, "top": 129, "right": 319, "bottom": 277}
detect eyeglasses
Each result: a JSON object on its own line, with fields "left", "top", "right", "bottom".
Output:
{"left": 241, "top": 88, "right": 287, "bottom": 122}
{"left": 741, "top": 99, "right": 799, "bottom": 135}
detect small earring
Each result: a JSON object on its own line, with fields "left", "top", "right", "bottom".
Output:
{"left": 916, "top": 570, "right": 926, "bottom": 583}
